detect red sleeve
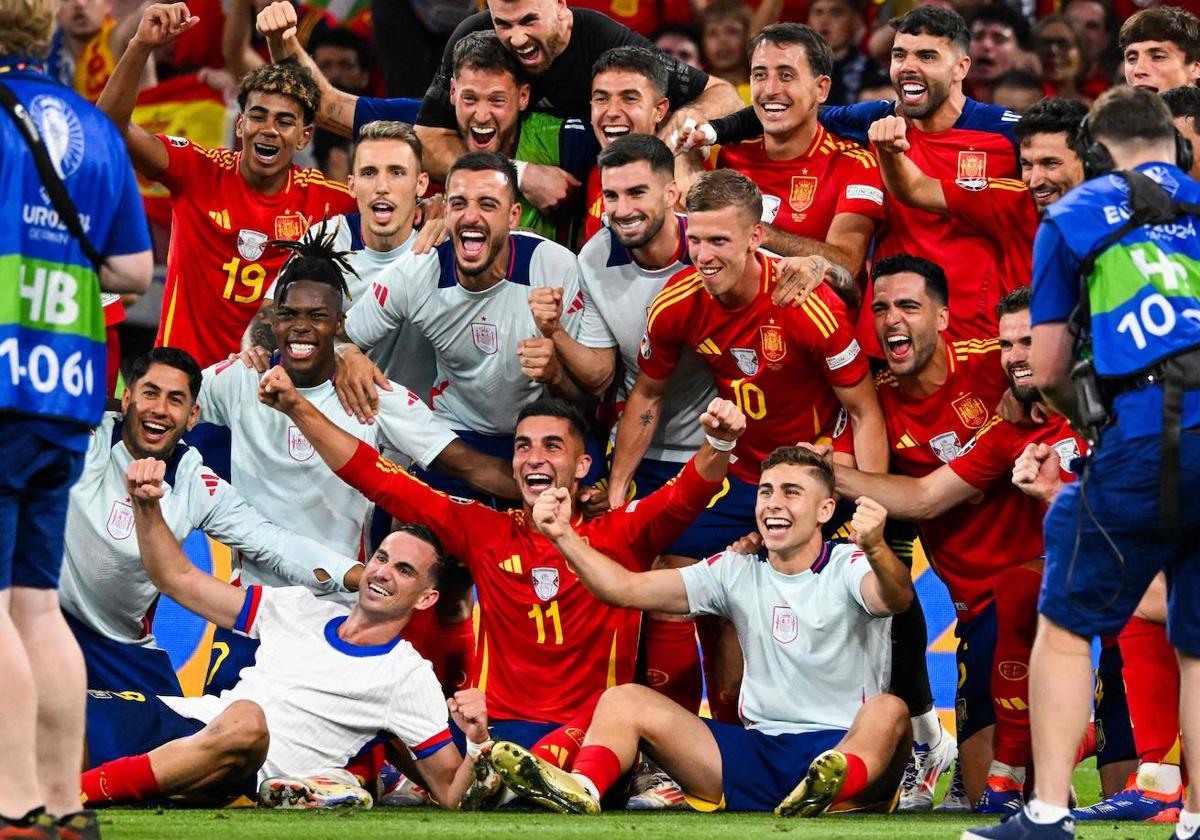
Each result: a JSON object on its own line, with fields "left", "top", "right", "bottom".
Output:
{"left": 831, "top": 150, "right": 887, "bottom": 222}
{"left": 591, "top": 458, "right": 724, "bottom": 569}
{"left": 637, "top": 280, "right": 692, "bottom": 381}
{"left": 947, "top": 416, "right": 1023, "bottom": 490}
{"left": 798, "top": 288, "right": 869, "bottom": 388}
{"left": 154, "top": 134, "right": 224, "bottom": 196}
{"left": 334, "top": 439, "right": 501, "bottom": 565}
{"left": 942, "top": 177, "right": 1038, "bottom": 236}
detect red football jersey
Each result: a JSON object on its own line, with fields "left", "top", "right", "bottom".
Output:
{"left": 942, "top": 176, "right": 1037, "bottom": 289}
{"left": 335, "top": 440, "right": 724, "bottom": 724}
{"left": 951, "top": 413, "right": 1086, "bottom": 492}
{"left": 862, "top": 122, "right": 1019, "bottom": 352}
{"left": 717, "top": 124, "right": 887, "bottom": 241}
{"left": 874, "top": 338, "right": 1014, "bottom": 622}
{"left": 640, "top": 253, "right": 869, "bottom": 483}
{"left": 584, "top": 165, "right": 604, "bottom": 242}
{"left": 153, "top": 135, "right": 356, "bottom": 368}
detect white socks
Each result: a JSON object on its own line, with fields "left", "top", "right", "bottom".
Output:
{"left": 1026, "top": 798, "right": 1070, "bottom": 824}
{"left": 911, "top": 709, "right": 942, "bottom": 748}
{"left": 1176, "top": 809, "right": 1200, "bottom": 839}
{"left": 1137, "top": 762, "right": 1183, "bottom": 794}
{"left": 986, "top": 760, "right": 1026, "bottom": 785}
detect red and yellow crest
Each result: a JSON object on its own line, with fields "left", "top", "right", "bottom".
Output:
{"left": 952, "top": 393, "right": 989, "bottom": 429}
{"left": 760, "top": 323, "right": 787, "bottom": 363}
{"left": 788, "top": 175, "right": 818, "bottom": 212}
{"left": 274, "top": 212, "right": 307, "bottom": 241}
{"left": 956, "top": 150, "right": 987, "bottom": 181}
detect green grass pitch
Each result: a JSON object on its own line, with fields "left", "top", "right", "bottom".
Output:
{"left": 98, "top": 763, "right": 1176, "bottom": 839}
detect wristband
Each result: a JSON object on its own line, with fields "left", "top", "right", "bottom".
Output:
{"left": 466, "top": 737, "right": 492, "bottom": 759}
{"left": 512, "top": 159, "right": 528, "bottom": 190}
{"left": 705, "top": 433, "right": 736, "bottom": 452}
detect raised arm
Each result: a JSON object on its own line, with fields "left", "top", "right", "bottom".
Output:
{"left": 868, "top": 116, "right": 948, "bottom": 215}
{"left": 431, "top": 439, "right": 521, "bottom": 502}
{"left": 125, "top": 459, "right": 245, "bottom": 629}
{"left": 96, "top": 2, "right": 199, "bottom": 179}
{"left": 415, "top": 126, "right": 468, "bottom": 183}
{"left": 762, "top": 212, "right": 876, "bottom": 275}
{"left": 606, "top": 371, "right": 668, "bottom": 508}
{"left": 534, "top": 488, "right": 691, "bottom": 613}
{"left": 257, "top": 1, "right": 358, "bottom": 137}
{"left": 415, "top": 689, "right": 491, "bottom": 810}
{"left": 530, "top": 287, "right": 617, "bottom": 394}
{"left": 259, "top": 365, "right": 360, "bottom": 470}
{"left": 834, "top": 461, "right": 980, "bottom": 520}
{"left": 848, "top": 496, "right": 913, "bottom": 615}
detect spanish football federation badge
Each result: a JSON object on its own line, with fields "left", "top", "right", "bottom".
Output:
{"left": 788, "top": 176, "right": 818, "bottom": 212}
{"left": 955, "top": 150, "right": 988, "bottom": 191}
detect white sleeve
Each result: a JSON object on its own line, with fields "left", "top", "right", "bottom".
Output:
{"left": 373, "top": 384, "right": 457, "bottom": 470}
{"left": 386, "top": 658, "right": 454, "bottom": 759}
{"left": 86, "top": 415, "right": 117, "bottom": 469}
{"left": 197, "top": 361, "right": 246, "bottom": 427}
{"left": 344, "top": 259, "right": 412, "bottom": 351}
{"left": 678, "top": 552, "right": 734, "bottom": 618}
{"left": 837, "top": 547, "right": 879, "bottom": 616}
{"left": 575, "top": 269, "right": 617, "bottom": 349}
{"left": 552, "top": 251, "right": 585, "bottom": 341}
{"left": 190, "top": 467, "right": 360, "bottom": 592}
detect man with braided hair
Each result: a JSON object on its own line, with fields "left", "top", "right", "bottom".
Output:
{"left": 195, "top": 233, "right": 519, "bottom": 695}
{"left": 97, "top": 2, "right": 357, "bottom": 369}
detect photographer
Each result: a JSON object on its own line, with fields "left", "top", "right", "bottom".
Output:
{"left": 964, "top": 85, "right": 1200, "bottom": 840}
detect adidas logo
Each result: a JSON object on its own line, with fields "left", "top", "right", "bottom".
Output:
{"left": 208, "top": 209, "right": 231, "bottom": 230}
{"left": 695, "top": 338, "right": 719, "bottom": 355}
{"left": 499, "top": 555, "right": 522, "bottom": 574}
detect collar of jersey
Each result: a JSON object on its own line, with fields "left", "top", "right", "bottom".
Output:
{"left": 0, "top": 57, "right": 44, "bottom": 75}
{"left": 606, "top": 214, "right": 690, "bottom": 270}
{"left": 112, "top": 414, "right": 189, "bottom": 487}
{"left": 760, "top": 541, "right": 833, "bottom": 575}
{"left": 323, "top": 615, "right": 402, "bottom": 657}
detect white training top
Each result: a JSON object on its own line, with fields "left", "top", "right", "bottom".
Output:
{"left": 198, "top": 362, "right": 456, "bottom": 574}
{"left": 58, "top": 414, "right": 357, "bottom": 645}
{"left": 679, "top": 543, "right": 892, "bottom": 735}
{"left": 266, "top": 214, "right": 439, "bottom": 407}
{"left": 162, "top": 587, "right": 451, "bottom": 782}
{"left": 576, "top": 218, "right": 715, "bottom": 463}
{"left": 344, "top": 230, "right": 584, "bottom": 436}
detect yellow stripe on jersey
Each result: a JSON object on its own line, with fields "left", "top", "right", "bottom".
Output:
{"left": 477, "top": 633, "right": 489, "bottom": 693}
{"left": 894, "top": 432, "right": 920, "bottom": 449}
{"left": 801, "top": 300, "right": 834, "bottom": 338}
{"left": 973, "top": 414, "right": 1004, "bottom": 440}
{"left": 802, "top": 294, "right": 838, "bottom": 338}
{"left": 841, "top": 148, "right": 879, "bottom": 169}
{"left": 161, "top": 283, "right": 180, "bottom": 347}
{"left": 954, "top": 338, "right": 1000, "bottom": 360}
{"left": 607, "top": 632, "right": 619, "bottom": 688}
{"left": 646, "top": 276, "right": 703, "bottom": 333}
{"left": 987, "top": 178, "right": 1028, "bottom": 192}
{"left": 499, "top": 554, "right": 523, "bottom": 574}
{"left": 695, "top": 337, "right": 720, "bottom": 355}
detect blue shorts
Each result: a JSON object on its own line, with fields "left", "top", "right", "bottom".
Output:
{"left": 204, "top": 626, "right": 259, "bottom": 696}
{"left": 0, "top": 420, "right": 85, "bottom": 590}
{"left": 449, "top": 717, "right": 559, "bottom": 756}
{"left": 85, "top": 689, "right": 204, "bottom": 767}
{"left": 1094, "top": 642, "right": 1136, "bottom": 767}
{"left": 955, "top": 602, "right": 998, "bottom": 744}
{"left": 629, "top": 459, "right": 758, "bottom": 559}
{"left": 1040, "top": 423, "right": 1200, "bottom": 654}
{"left": 702, "top": 720, "right": 845, "bottom": 811}
{"left": 66, "top": 611, "right": 183, "bottom": 697}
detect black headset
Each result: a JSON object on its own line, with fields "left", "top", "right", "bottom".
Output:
{"left": 1075, "top": 113, "right": 1195, "bottom": 179}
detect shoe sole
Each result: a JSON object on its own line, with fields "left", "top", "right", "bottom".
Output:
{"left": 775, "top": 750, "right": 847, "bottom": 818}
{"left": 258, "top": 780, "right": 370, "bottom": 810}
{"left": 490, "top": 743, "right": 599, "bottom": 815}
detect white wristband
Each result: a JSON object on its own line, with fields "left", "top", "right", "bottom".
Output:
{"left": 512, "top": 159, "right": 528, "bottom": 190}
{"left": 705, "top": 433, "right": 736, "bottom": 452}
{"left": 466, "top": 737, "right": 492, "bottom": 759}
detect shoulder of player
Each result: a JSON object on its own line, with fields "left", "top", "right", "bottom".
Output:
{"left": 520, "top": 230, "right": 580, "bottom": 278}
{"left": 576, "top": 225, "right": 616, "bottom": 270}
{"left": 780, "top": 282, "right": 846, "bottom": 338}
{"left": 717, "top": 137, "right": 767, "bottom": 165}
{"left": 826, "top": 541, "right": 869, "bottom": 569}
{"left": 949, "top": 337, "right": 1001, "bottom": 362}
{"left": 375, "top": 382, "right": 427, "bottom": 412}
{"left": 958, "top": 98, "right": 1021, "bottom": 138}
{"left": 292, "top": 165, "right": 353, "bottom": 196}
{"left": 825, "top": 133, "right": 879, "bottom": 170}
{"left": 873, "top": 367, "right": 900, "bottom": 391}
{"left": 645, "top": 267, "right": 705, "bottom": 332}
{"left": 160, "top": 135, "right": 239, "bottom": 170}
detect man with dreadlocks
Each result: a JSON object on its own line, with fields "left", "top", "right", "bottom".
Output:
{"left": 196, "top": 233, "right": 520, "bottom": 696}
{"left": 97, "top": 2, "right": 356, "bottom": 370}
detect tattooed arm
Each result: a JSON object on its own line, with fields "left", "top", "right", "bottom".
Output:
{"left": 606, "top": 372, "right": 669, "bottom": 509}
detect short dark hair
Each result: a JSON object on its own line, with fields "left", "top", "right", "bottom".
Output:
{"left": 389, "top": 522, "right": 448, "bottom": 587}
{"left": 1163, "top": 85, "right": 1200, "bottom": 126}
{"left": 126, "top": 347, "right": 203, "bottom": 402}
{"left": 1089, "top": 85, "right": 1177, "bottom": 148}
{"left": 596, "top": 133, "right": 674, "bottom": 178}
{"left": 452, "top": 30, "right": 525, "bottom": 84}
{"left": 996, "top": 285, "right": 1031, "bottom": 318}
{"left": 748, "top": 22, "right": 834, "bottom": 77}
{"left": 352, "top": 120, "right": 424, "bottom": 169}
{"left": 272, "top": 224, "right": 355, "bottom": 311}
{"left": 1014, "top": 96, "right": 1088, "bottom": 148}
{"left": 591, "top": 46, "right": 669, "bottom": 99}
{"left": 969, "top": 3, "right": 1032, "bottom": 50}
{"left": 871, "top": 253, "right": 950, "bottom": 307}
{"left": 685, "top": 168, "right": 762, "bottom": 222}
{"left": 516, "top": 397, "right": 590, "bottom": 444}
{"left": 993, "top": 68, "right": 1044, "bottom": 96}
{"left": 308, "top": 26, "right": 372, "bottom": 71}
{"left": 700, "top": 0, "right": 752, "bottom": 31}
{"left": 1120, "top": 6, "right": 1200, "bottom": 63}
{"left": 890, "top": 6, "right": 970, "bottom": 54}
{"left": 237, "top": 56, "right": 320, "bottom": 124}
{"left": 760, "top": 446, "right": 835, "bottom": 496}
{"left": 446, "top": 150, "right": 519, "bottom": 202}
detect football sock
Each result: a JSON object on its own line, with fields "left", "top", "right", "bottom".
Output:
{"left": 911, "top": 708, "right": 942, "bottom": 748}
{"left": 1026, "top": 799, "right": 1070, "bottom": 824}
{"left": 833, "top": 752, "right": 868, "bottom": 804}
{"left": 345, "top": 743, "right": 386, "bottom": 787}
{"left": 80, "top": 753, "right": 161, "bottom": 805}
{"left": 643, "top": 617, "right": 702, "bottom": 714}
{"left": 1119, "top": 617, "right": 1180, "bottom": 765}
{"left": 1177, "top": 810, "right": 1200, "bottom": 838}
{"left": 991, "top": 562, "right": 1040, "bottom": 769}
{"left": 1136, "top": 762, "right": 1183, "bottom": 794}
{"left": 531, "top": 691, "right": 602, "bottom": 769}
{"left": 571, "top": 745, "right": 622, "bottom": 800}
{"left": 439, "top": 616, "right": 475, "bottom": 693}
{"left": 986, "top": 760, "right": 1026, "bottom": 785}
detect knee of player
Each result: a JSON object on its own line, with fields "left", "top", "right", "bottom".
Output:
{"left": 866, "top": 693, "right": 910, "bottom": 736}
{"left": 596, "top": 683, "right": 652, "bottom": 717}
{"left": 213, "top": 700, "right": 270, "bottom": 766}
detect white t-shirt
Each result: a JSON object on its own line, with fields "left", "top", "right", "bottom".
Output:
{"left": 576, "top": 219, "right": 715, "bottom": 463}
{"left": 344, "top": 231, "right": 584, "bottom": 435}
{"left": 58, "top": 414, "right": 357, "bottom": 645}
{"left": 198, "top": 362, "right": 456, "bottom": 575}
{"left": 679, "top": 543, "right": 892, "bottom": 735}
{"left": 162, "top": 587, "right": 450, "bottom": 782}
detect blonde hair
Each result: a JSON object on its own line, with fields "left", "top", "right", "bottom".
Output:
{"left": 0, "top": 0, "right": 55, "bottom": 59}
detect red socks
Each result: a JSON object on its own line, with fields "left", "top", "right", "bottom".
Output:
{"left": 1119, "top": 617, "right": 1180, "bottom": 764}
{"left": 572, "top": 745, "right": 623, "bottom": 799}
{"left": 643, "top": 617, "right": 702, "bottom": 714}
{"left": 990, "top": 563, "right": 1041, "bottom": 768}
{"left": 81, "top": 754, "right": 161, "bottom": 806}
{"left": 833, "top": 753, "right": 868, "bottom": 804}
{"left": 439, "top": 616, "right": 476, "bottom": 694}
{"left": 531, "top": 691, "right": 602, "bottom": 768}
{"left": 345, "top": 742, "right": 387, "bottom": 787}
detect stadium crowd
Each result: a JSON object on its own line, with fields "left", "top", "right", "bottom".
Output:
{"left": 2, "top": 0, "right": 1200, "bottom": 837}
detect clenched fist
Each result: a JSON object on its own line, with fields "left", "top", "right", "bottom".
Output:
{"left": 699, "top": 398, "right": 746, "bottom": 444}
{"left": 868, "top": 115, "right": 911, "bottom": 156}
{"left": 125, "top": 458, "right": 167, "bottom": 503}
{"left": 848, "top": 496, "right": 888, "bottom": 552}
